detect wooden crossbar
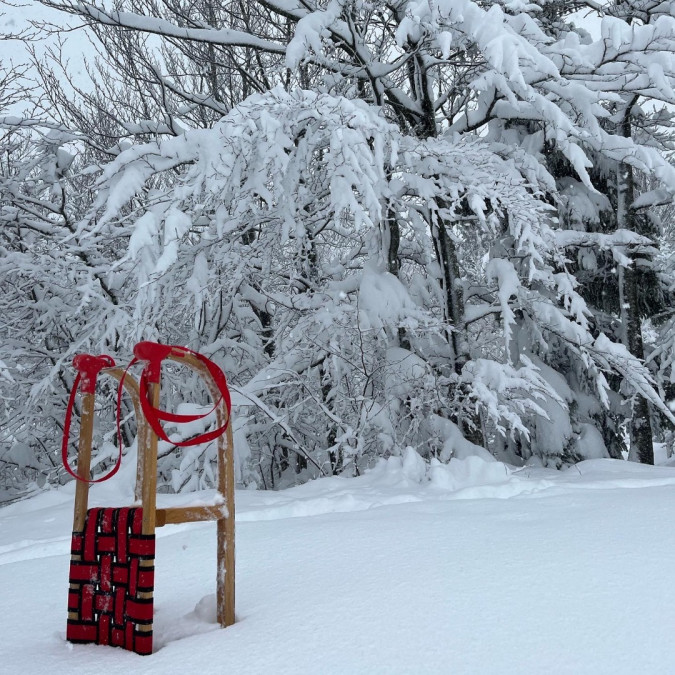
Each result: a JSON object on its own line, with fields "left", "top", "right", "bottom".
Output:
{"left": 155, "top": 505, "right": 227, "bottom": 526}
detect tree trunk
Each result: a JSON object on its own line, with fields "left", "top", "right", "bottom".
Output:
{"left": 413, "top": 61, "right": 482, "bottom": 446}
{"left": 617, "top": 101, "right": 654, "bottom": 465}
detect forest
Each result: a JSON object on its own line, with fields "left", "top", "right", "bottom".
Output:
{"left": 1, "top": 0, "right": 675, "bottom": 500}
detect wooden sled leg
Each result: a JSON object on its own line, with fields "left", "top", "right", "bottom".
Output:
{"left": 67, "top": 390, "right": 96, "bottom": 627}
{"left": 217, "top": 422, "right": 236, "bottom": 627}
{"left": 138, "top": 380, "right": 160, "bottom": 647}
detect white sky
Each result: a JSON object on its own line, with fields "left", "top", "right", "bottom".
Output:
{"left": 0, "top": 2, "right": 608, "bottom": 118}
{"left": 0, "top": 3, "right": 88, "bottom": 75}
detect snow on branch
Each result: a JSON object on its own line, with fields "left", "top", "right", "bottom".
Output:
{"left": 40, "top": 1, "right": 287, "bottom": 53}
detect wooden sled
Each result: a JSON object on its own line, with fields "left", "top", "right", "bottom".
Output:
{"left": 65, "top": 344, "right": 235, "bottom": 655}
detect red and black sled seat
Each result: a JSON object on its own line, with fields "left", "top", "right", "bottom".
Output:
{"left": 68, "top": 507, "right": 155, "bottom": 654}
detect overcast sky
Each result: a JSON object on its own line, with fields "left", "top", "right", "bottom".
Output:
{"left": 0, "top": 1, "right": 604, "bottom": 117}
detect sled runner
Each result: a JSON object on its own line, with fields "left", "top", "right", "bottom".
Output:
{"left": 62, "top": 343, "right": 235, "bottom": 655}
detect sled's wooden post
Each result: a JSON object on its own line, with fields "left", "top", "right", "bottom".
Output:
{"left": 72, "top": 391, "right": 96, "bottom": 534}
{"left": 141, "top": 380, "right": 159, "bottom": 536}
{"left": 68, "top": 389, "right": 96, "bottom": 626}
{"left": 218, "top": 411, "right": 236, "bottom": 627}
{"left": 138, "top": 379, "right": 159, "bottom": 642}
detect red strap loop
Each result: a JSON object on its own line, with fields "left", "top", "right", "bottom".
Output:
{"left": 133, "top": 342, "right": 232, "bottom": 447}
{"left": 61, "top": 354, "right": 118, "bottom": 483}
{"left": 62, "top": 344, "right": 232, "bottom": 483}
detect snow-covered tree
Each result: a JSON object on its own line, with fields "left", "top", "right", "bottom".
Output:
{"left": 4, "top": 0, "right": 675, "bottom": 494}
{"left": 513, "top": 0, "right": 675, "bottom": 463}
{"left": 38, "top": 83, "right": 673, "bottom": 483}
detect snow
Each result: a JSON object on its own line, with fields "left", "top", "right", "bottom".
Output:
{"left": 358, "top": 268, "right": 420, "bottom": 331}
{"left": 385, "top": 348, "right": 428, "bottom": 397}
{"left": 4, "top": 1, "right": 675, "bottom": 666}
{"left": 485, "top": 257, "right": 519, "bottom": 349}
{"left": 3, "top": 457, "right": 675, "bottom": 673}
{"left": 79, "top": 5, "right": 286, "bottom": 55}
{"left": 286, "top": 0, "right": 341, "bottom": 68}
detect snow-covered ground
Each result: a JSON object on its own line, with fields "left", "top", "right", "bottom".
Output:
{"left": 2, "top": 452, "right": 675, "bottom": 674}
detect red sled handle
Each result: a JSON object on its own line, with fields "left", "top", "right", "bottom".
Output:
{"left": 132, "top": 342, "right": 232, "bottom": 447}
{"left": 61, "top": 354, "right": 119, "bottom": 483}
{"left": 62, "top": 343, "right": 232, "bottom": 483}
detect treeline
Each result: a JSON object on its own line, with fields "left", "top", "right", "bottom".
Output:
{"left": 1, "top": 0, "right": 674, "bottom": 496}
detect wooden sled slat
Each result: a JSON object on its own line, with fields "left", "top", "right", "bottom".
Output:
{"left": 155, "top": 504, "right": 227, "bottom": 526}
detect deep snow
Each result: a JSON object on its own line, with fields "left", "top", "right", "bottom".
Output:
{"left": 2, "top": 453, "right": 675, "bottom": 674}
